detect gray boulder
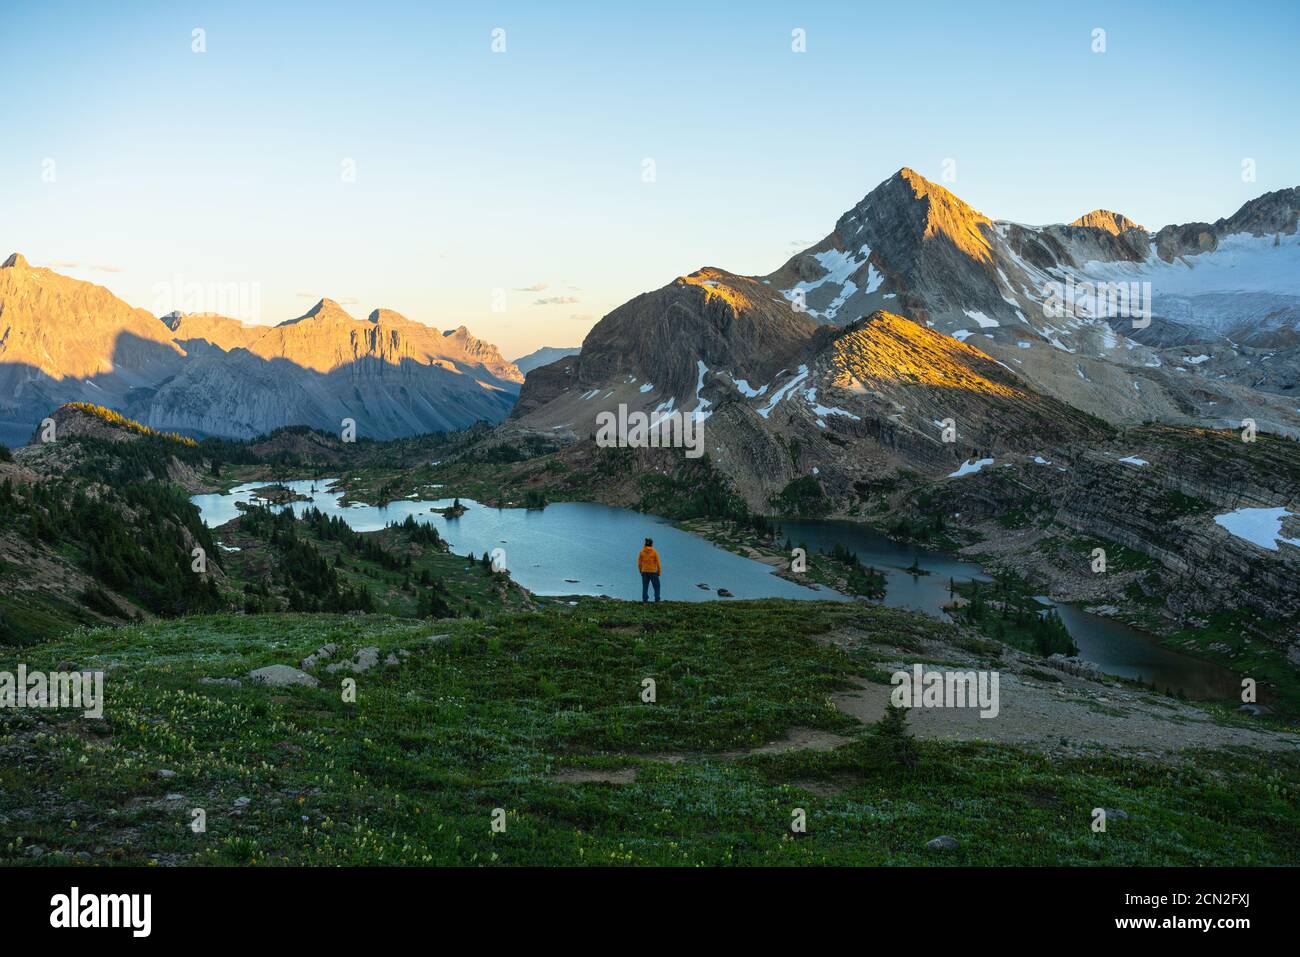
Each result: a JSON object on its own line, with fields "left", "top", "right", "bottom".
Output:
{"left": 247, "top": 665, "right": 320, "bottom": 688}
{"left": 301, "top": 643, "right": 339, "bottom": 670}
{"left": 325, "top": 647, "right": 381, "bottom": 674}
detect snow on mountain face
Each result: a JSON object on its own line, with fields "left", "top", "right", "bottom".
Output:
{"left": 760, "top": 171, "right": 1300, "bottom": 434}
{"left": 1214, "top": 506, "right": 1300, "bottom": 552}
{"left": 511, "top": 170, "right": 1300, "bottom": 465}
{"left": 514, "top": 302, "right": 1111, "bottom": 510}
{"left": 1079, "top": 232, "right": 1300, "bottom": 343}
{"left": 778, "top": 246, "right": 883, "bottom": 320}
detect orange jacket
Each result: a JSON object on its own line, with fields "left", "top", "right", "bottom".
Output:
{"left": 637, "top": 546, "right": 661, "bottom": 574}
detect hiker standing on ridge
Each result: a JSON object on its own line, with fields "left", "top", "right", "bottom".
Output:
{"left": 638, "top": 538, "right": 662, "bottom": 603}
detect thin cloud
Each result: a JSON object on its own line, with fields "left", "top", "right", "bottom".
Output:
{"left": 515, "top": 282, "right": 548, "bottom": 291}
{"left": 535, "top": 295, "right": 580, "bottom": 305}
{"left": 44, "top": 260, "right": 121, "bottom": 272}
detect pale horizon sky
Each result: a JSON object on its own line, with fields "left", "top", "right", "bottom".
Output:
{"left": 3, "top": 0, "right": 1298, "bottom": 359}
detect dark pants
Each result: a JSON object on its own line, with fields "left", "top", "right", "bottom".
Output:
{"left": 641, "top": 572, "right": 661, "bottom": 603}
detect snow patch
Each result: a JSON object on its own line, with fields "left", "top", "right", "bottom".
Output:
{"left": 779, "top": 246, "right": 872, "bottom": 320}
{"left": 756, "top": 365, "right": 810, "bottom": 419}
{"left": 964, "top": 310, "right": 999, "bottom": 328}
{"left": 948, "top": 457, "right": 994, "bottom": 478}
{"left": 693, "top": 360, "right": 713, "bottom": 422}
{"left": 811, "top": 402, "right": 861, "bottom": 420}
{"left": 1214, "top": 507, "right": 1300, "bottom": 552}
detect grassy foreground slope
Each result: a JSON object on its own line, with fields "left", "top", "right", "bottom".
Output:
{"left": 2, "top": 600, "right": 1297, "bottom": 867}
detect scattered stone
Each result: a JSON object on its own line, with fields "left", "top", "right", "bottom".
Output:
{"left": 1085, "top": 604, "right": 1119, "bottom": 616}
{"left": 1045, "top": 654, "right": 1104, "bottom": 681}
{"left": 325, "top": 647, "right": 380, "bottom": 674}
{"left": 233, "top": 796, "right": 251, "bottom": 808}
{"left": 300, "top": 643, "right": 339, "bottom": 670}
{"left": 1102, "top": 807, "right": 1129, "bottom": 820}
{"left": 1238, "top": 704, "right": 1263, "bottom": 717}
{"left": 156, "top": 769, "right": 177, "bottom": 780}
{"left": 425, "top": 634, "right": 451, "bottom": 645}
{"left": 200, "top": 676, "right": 242, "bottom": 688}
{"left": 164, "top": 793, "right": 184, "bottom": 802}
{"left": 384, "top": 653, "right": 400, "bottom": 667}
{"left": 26, "top": 846, "right": 44, "bottom": 858}
{"left": 76, "top": 851, "right": 92, "bottom": 862}
{"left": 247, "top": 665, "right": 320, "bottom": 688}
{"left": 926, "top": 835, "right": 959, "bottom": 851}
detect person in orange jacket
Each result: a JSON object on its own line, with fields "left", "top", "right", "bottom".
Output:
{"left": 637, "top": 538, "right": 662, "bottom": 603}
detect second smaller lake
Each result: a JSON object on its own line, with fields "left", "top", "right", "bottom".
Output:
{"left": 774, "top": 518, "right": 1242, "bottom": 700}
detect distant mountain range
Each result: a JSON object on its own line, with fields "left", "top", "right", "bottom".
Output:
{"left": 513, "top": 346, "right": 580, "bottom": 376}
{"left": 5, "top": 168, "right": 1298, "bottom": 452}
{"left": 0, "top": 253, "right": 522, "bottom": 445}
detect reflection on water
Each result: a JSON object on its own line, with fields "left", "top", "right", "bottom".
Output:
{"left": 1053, "top": 604, "right": 1240, "bottom": 700}
{"left": 774, "top": 518, "right": 990, "bottom": 618}
{"left": 774, "top": 517, "right": 1240, "bottom": 700}
{"left": 190, "top": 480, "right": 1239, "bottom": 699}
{"left": 191, "top": 480, "right": 843, "bottom": 604}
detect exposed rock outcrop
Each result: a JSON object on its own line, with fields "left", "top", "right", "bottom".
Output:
{"left": 0, "top": 259, "right": 522, "bottom": 445}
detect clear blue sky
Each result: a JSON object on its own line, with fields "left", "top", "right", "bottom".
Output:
{"left": 2, "top": 0, "right": 1297, "bottom": 358}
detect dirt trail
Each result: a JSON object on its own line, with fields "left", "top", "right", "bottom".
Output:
{"left": 553, "top": 626, "right": 1299, "bottom": 787}
{"left": 811, "top": 621, "right": 1300, "bottom": 755}
{"left": 833, "top": 667, "right": 1299, "bottom": 756}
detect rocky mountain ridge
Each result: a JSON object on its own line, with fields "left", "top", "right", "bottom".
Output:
{"left": 517, "top": 169, "right": 1300, "bottom": 462}
{"left": 764, "top": 170, "right": 1298, "bottom": 429}
{"left": 0, "top": 256, "right": 522, "bottom": 444}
